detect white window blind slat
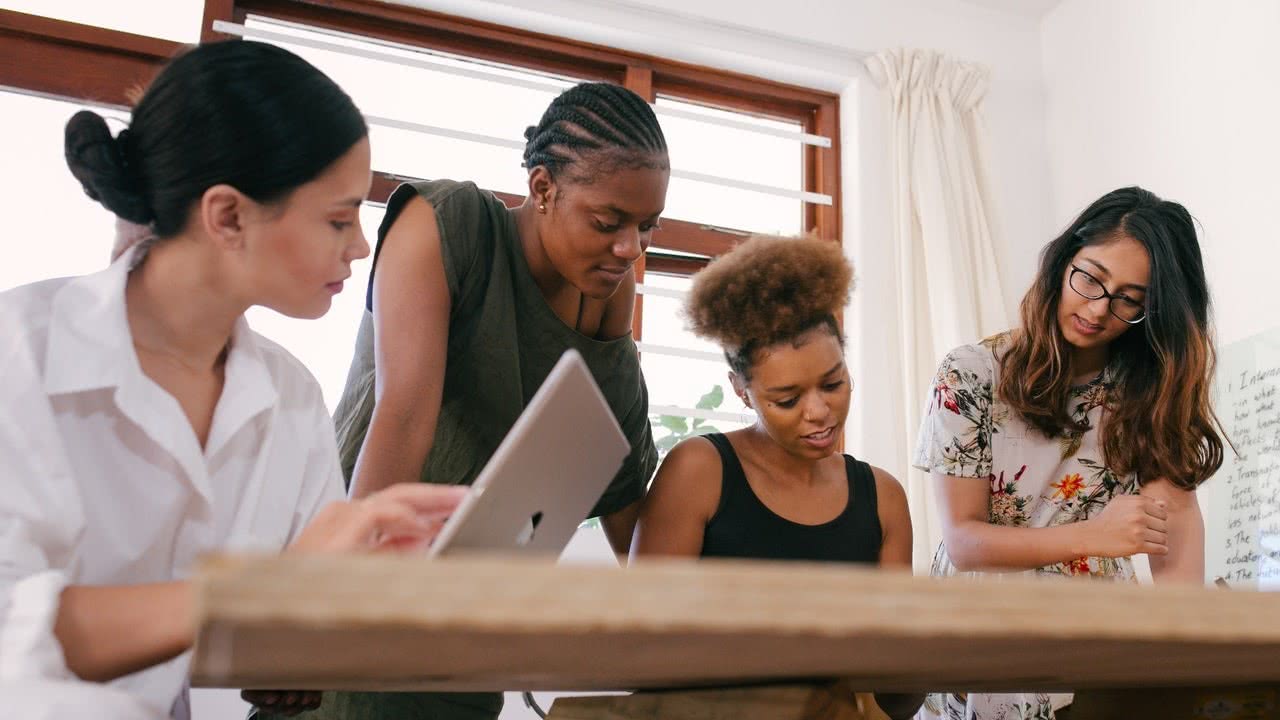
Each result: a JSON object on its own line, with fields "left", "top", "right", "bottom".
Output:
{"left": 212, "top": 18, "right": 836, "bottom": 175}
{"left": 649, "top": 405, "right": 754, "bottom": 424}
{"left": 636, "top": 342, "right": 722, "bottom": 363}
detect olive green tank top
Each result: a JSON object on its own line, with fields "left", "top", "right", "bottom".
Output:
{"left": 334, "top": 179, "right": 656, "bottom": 516}
{"left": 308, "top": 180, "right": 657, "bottom": 720}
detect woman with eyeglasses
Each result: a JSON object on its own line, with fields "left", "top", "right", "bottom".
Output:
{"left": 914, "top": 186, "right": 1226, "bottom": 720}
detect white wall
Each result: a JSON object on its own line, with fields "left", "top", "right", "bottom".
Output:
{"left": 1042, "top": 0, "right": 1280, "bottom": 585}
{"left": 1042, "top": 0, "right": 1280, "bottom": 349}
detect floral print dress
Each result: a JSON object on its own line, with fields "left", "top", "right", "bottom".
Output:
{"left": 912, "top": 333, "right": 1138, "bottom": 720}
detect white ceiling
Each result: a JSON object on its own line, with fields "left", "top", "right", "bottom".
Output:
{"left": 959, "top": 0, "right": 1064, "bottom": 19}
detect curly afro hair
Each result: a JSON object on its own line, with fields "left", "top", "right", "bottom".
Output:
{"left": 685, "top": 234, "right": 853, "bottom": 378}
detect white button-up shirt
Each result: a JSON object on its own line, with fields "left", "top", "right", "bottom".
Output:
{"left": 0, "top": 252, "right": 344, "bottom": 717}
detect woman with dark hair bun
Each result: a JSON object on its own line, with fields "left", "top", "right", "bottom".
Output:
{"left": 916, "top": 186, "right": 1226, "bottom": 720}
{"left": 0, "top": 40, "right": 464, "bottom": 719}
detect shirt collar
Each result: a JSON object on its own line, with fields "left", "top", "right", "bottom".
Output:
{"left": 42, "top": 247, "right": 280, "bottom": 453}
{"left": 43, "top": 248, "right": 136, "bottom": 396}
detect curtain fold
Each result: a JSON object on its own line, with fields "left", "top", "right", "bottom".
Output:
{"left": 864, "top": 48, "right": 1010, "bottom": 571}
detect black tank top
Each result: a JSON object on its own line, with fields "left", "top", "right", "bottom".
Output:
{"left": 699, "top": 433, "right": 883, "bottom": 564}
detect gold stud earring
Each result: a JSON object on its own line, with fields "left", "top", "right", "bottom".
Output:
{"left": 538, "top": 202, "right": 547, "bottom": 214}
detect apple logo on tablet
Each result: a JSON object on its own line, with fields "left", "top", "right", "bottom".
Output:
{"left": 516, "top": 511, "right": 544, "bottom": 546}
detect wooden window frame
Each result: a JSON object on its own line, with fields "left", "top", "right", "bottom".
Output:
{"left": 1, "top": 1, "right": 840, "bottom": 339}
{"left": 209, "top": 0, "right": 840, "bottom": 340}
{"left": 0, "top": 10, "right": 181, "bottom": 107}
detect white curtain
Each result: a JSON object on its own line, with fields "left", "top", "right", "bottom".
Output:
{"left": 863, "top": 49, "right": 1009, "bottom": 571}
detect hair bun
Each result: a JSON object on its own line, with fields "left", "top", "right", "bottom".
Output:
{"left": 685, "top": 235, "right": 853, "bottom": 349}
{"left": 64, "top": 110, "right": 153, "bottom": 225}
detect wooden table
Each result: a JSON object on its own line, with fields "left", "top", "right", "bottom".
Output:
{"left": 190, "top": 555, "right": 1280, "bottom": 718}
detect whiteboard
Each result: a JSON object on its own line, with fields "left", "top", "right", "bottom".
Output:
{"left": 1203, "top": 328, "right": 1280, "bottom": 589}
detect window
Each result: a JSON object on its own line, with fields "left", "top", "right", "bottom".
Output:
{"left": 653, "top": 96, "right": 805, "bottom": 236}
{"left": 639, "top": 272, "right": 753, "bottom": 456}
{"left": 240, "top": 16, "right": 577, "bottom": 197}
{"left": 0, "top": 91, "right": 126, "bottom": 292}
{"left": 1, "top": 0, "right": 839, "bottom": 473}
{"left": 206, "top": 4, "right": 840, "bottom": 429}
{"left": 2, "top": 0, "right": 839, "bottom": 438}
{"left": 2, "top": 0, "right": 204, "bottom": 43}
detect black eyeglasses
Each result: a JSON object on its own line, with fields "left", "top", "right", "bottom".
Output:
{"left": 1068, "top": 265, "right": 1146, "bottom": 324}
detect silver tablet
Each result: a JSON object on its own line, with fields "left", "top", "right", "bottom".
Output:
{"left": 428, "top": 349, "right": 630, "bottom": 558}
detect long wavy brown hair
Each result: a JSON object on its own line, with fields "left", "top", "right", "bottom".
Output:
{"left": 997, "top": 187, "right": 1226, "bottom": 490}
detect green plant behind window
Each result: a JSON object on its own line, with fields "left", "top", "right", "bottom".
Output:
{"left": 652, "top": 384, "right": 725, "bottom": 457}
{"left": 581, "top": 384, "right": 731, "bottom": 531}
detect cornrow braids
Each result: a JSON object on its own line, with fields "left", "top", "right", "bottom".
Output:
{"left": 522, "top": 82, "right": 668, "bottom": 183}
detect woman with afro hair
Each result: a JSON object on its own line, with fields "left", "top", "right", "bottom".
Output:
{"left": 632, "top": 235, "right": 912, "bottom": 567}
{"left": 630, "top": 235, "right": 918, "bottom": 717}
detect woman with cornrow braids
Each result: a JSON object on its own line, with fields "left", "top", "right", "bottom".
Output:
{"left": 296, "top": 82, "right": 669, "bottom": 720}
